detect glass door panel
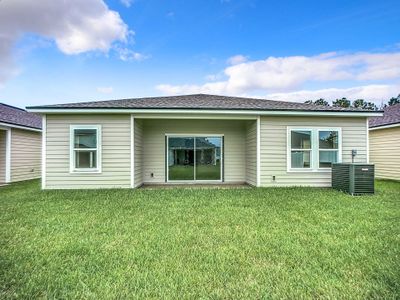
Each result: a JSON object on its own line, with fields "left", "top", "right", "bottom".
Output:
{"left": 168, "top": 137, "right": 194, "bottom": 180}
{"left": 195, "top": 137, "right": 222, "bottom": 180}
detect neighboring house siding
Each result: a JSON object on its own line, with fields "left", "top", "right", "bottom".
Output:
{"left": 141, "top": 119, "right": 247, "bottom": 184}
{"left": 369, "top": 127, "right": 400, "bottom": 181}
{"left": 134, "top": 119, "right": 143, "bottom": 187}
{"left": 10, "top": 128, "right": 41, "bottom": 182}
{"left": 45, "top": 115, "right": 131, "bottom": 189}
{"left": 260, "top": 117, "right": 368, "bottom": 187}
{"left": 245, "top": 121, "right": 257, "bottom": 186}
{"left": 0, "top": 130, "right": 6, "bottom": 182}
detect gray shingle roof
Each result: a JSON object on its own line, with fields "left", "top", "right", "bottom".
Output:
{"left": 27, "top": 94, "right": 376, "bottom": 113}
{"left": 0, "top": 103, "right": 42, "bottom": 129}
{"left": 369, "top": 103, "right": 400, "bottom": 128}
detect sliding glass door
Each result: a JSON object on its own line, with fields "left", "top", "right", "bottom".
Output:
{"left": 167, "top": 136, "right": 223, "bottom": 182}
{"left": 167, "top": 137, "right": 194, "bottom": 180}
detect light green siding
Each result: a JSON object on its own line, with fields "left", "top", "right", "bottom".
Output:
{"left": 260, "top": 116, "right": 368, "bottom": 187}
{"left": 10, "top": 128, "right": 41, "bottom": 182}
{"left": 45, "top": 114, "right": 131, "bottom": 189}
{"left": 134, "top": 119, "right": 143, "bottom": 187}
{"left": 369, "top": 126, "right": 400, "bottom": 181}
{"left": 141, "top": 119, "right": 247, "bottom": 184}
{"left": 245, "top": 121, "right": 257, "bottom": 186}
{"left": 43, "top": 113, "right": 370, "bottom": 189}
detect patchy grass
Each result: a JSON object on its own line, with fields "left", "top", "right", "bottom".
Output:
{"left": 0, "top": 180, "right": 399, "bottom": 299}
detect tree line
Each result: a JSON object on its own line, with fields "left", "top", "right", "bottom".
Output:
{"left": 304, "top": 94, "right": 400, "bottom": 110}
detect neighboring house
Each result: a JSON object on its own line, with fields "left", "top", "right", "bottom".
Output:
{"left": 27, "top": 94, "right": 381, "bottom": 189}
{"left": 0, "top": 103, "right": 42, "bottom": 184}
{"left": 369, "top": 103, "right": 400, "bottom": 181}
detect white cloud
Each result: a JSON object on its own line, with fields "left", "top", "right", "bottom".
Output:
{"left": 115, "top": 47, "right": 149, "bottom": 61}
{"left": 0, "top": 36, "right": 20, "bottom": 88}
{"left": 97, "top": 86, "right": 114, "bottom": 94}
{"left": 156, "top": 82, "right": 228, "bottom": 95}
{"left": 120, "top": 0, "right": 134, "bottom": 8}
{"left": 0, "top": 0, "right": 132, "bottom": 84}
{"left": 227, "top": 54, "right": 248, "bottom": 65}
{"left": 265, "top": 84, "right": 399, "bottom": 103}
{"left": 157, "top": 50, "right": 400, "bottom": 95}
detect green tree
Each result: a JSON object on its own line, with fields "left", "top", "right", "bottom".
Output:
{"left": 304, "top": 99, "right": 329, "bottom": 106}
{"left": 388, "top": 94, "right": 400, "bottom": 106}
{"left": 352, "top": 99, "right": 377, "bottom": 110}
{"left": 352, "top": 99, "right": 367, "bottom": 108}
{"left": 332, "top": 97, "right": 351, "bottom": 108}
{"left": 366, "top": 102, "right": 378, "bottom": 110}
{"left": 314, "top": 98, "right": 329, "bottom": 106}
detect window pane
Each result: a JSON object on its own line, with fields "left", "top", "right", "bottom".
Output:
{"left": 195, "top": 137, "right": 222, "bottom": 180}
{"left": 74, "top": 129, "right": 97, "bottom": 148}
{"left": 75, "top": 150, "right": 97, "bottom": 168}
{"left": 319, "top": 151, "right": 338, "bottom": 168}
{"left": 291, "top": 151, "right": 311, "bottom": 168}
{"left": 319, "top": 131, "right": 338, "bottom": 149}
{"left": 291, "top": 131, "right": 311, "bottom": 149}
{"left": 168, "top": 137, "right": 194, "bottom": 180}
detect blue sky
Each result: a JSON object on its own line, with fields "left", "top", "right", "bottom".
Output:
{"left": 0, "top": 0, "right": 399, "bottom": 107}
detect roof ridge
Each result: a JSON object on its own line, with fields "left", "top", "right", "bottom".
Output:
{"left": 0, "top": 102, "right": 27, "bottom": 112}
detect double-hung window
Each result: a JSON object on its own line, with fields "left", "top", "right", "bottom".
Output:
{"left": 70, "top": 125, "right": 101, "bottom": 173}
{"left": 288, "top": 127, "right": 341, "bottom": 171}
{"left": 318, "top": 130, "right": 339, "bottom": 168}
{"left": 290, "top": 130, "right": 312, "bottom": 169}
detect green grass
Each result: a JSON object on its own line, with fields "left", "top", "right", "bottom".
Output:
{"left": 169, "top": 162, "right": 221, "bottom": 180}
{"left": 0, "top": 180, "right": 399, "bottom": 299}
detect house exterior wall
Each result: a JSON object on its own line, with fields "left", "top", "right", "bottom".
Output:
{"left": 141, "top": 119, "right": 247, "bottom": 184}
{"left": 45, "top": 114, "right": 131, "bottom": 189}
{"left": 245, "top": 121, "right": 257, "bottom": 186}
{"left": 134, "top": 119, "right": 143, "bottom": 187}
{"left": 10, "top": 128, "right": 41, "bottom": 182}
{"left": 259, "top": 116, "right": 368, "bottom": 187}
{"left": 0, "top": 130, "right": 6, "bottom": 183}
{"left": 43, "top": 113, "right": 371, "bottom": 189}
{"left": 369, "top": 126, "right": 400, "bottom": 181}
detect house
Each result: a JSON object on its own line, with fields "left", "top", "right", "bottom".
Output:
{"left": 26, "top": 94, "right": 381, "bottom": 189}
{"left": 369, "top": 103, "right": 400, "bottom": 181}
{"left": 0, "top": 103, "right": 42, "bottom": 184}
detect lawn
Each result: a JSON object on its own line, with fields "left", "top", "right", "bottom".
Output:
{"left": 0, "top": 180, "right": 399, "bottom": 299}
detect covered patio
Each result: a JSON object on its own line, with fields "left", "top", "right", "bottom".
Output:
{"left": 133, "top": 116, "right": 258, "bottom": 187}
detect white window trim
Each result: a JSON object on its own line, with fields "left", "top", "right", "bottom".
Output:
{"left": 287, "top": 127, "right": 342, "bottom": 172}
{"left": 70, "top": 125, "right": 102, "bottom": 173}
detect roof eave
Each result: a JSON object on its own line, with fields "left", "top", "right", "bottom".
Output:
{"left": 0, "top": 121, "right": 42, "bottom": 132}
{"left": 26, "top": 107, "right": 383, "bottom": 117}
{"left": 369, "top": 122, "right": 400, "bottom": 130}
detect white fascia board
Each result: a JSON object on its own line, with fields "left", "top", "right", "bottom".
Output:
{"left": 0, "top": 122, "right": 41, "bottom": 132}
{"left": 369, "top": 123, "right": 400, "bottom": 131}
{"left": 26, "top": 108, "right": 384, "bottom": 117}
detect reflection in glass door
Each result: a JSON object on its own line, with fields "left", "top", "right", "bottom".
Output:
{"left": 167, "top": 136, "right": 223, "bottom": 181}
{"left": 168, "top": 137, "right": 194, "bottom": 180}
{"left": 195, "top": 137, "right": 221, "bottom": 180}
